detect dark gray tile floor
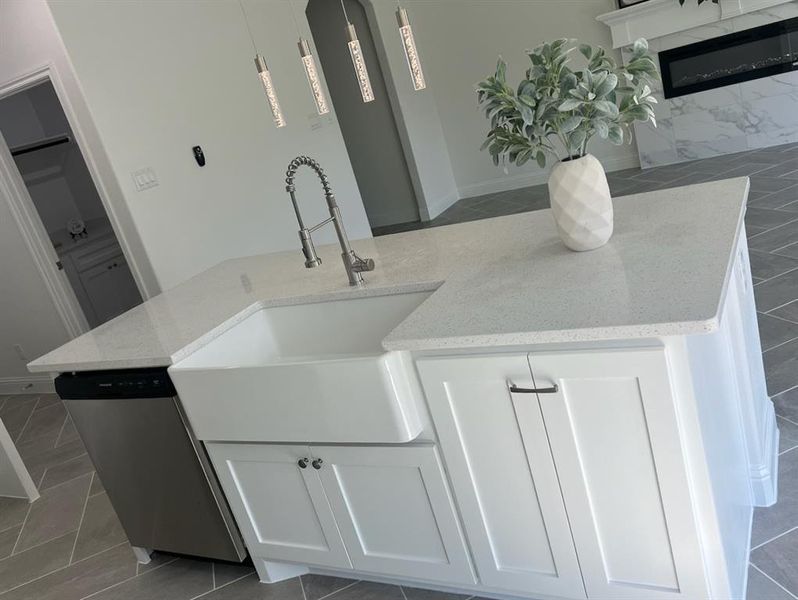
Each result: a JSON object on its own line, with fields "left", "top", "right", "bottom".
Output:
{"left": 7, "top": 142, "right": 798, "bottom": 598}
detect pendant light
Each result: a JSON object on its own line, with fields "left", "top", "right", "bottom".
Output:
{"left": 239, "top": 0, "right": 286, "bottom": 128}
{"left": 340, "top": 0, "right": 375, "bottom": 103}
{"left": 396, "top": 6, "right": 426, "bottom": 91}
{"left": 289, "top": 0, "right": 330, "bottom": 115}
{"left": 298, "top": 38, "right": 331, "bottom": 115}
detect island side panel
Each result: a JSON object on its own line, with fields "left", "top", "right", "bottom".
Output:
{"left": 727, "top": 230, "right": 779, "bottom": 507}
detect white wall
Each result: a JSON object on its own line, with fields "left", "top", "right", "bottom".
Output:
{"left": 47, "top": 0, "right": 373, "bottom": 290}
{"left": 0, "top": 0, "right": 161, "bottom": 390}
{"left": 375, "top": 0, "right": 641, "bottom": 199}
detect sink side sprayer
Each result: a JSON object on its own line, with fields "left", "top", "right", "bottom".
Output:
{"left": 285, "top": 156, "right": 375, "bottom": 286}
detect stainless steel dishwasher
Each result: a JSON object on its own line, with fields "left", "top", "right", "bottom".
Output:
{"left": 55, "top": 368, "right": 246, "bottom": 563}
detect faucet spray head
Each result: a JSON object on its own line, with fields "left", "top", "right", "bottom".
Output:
{"left": 299, "top": 229, "right": 322, "bottom": 268}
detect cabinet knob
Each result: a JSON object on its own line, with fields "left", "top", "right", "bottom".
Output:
{"left": 297, "top": 458, "right": 309, "bottom": 469}
{"left": 312, "top": 458, "right": 323, "bottom": 470}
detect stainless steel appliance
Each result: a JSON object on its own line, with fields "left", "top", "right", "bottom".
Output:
{"left": 55, "top": 368, "right": 246, "bottom": 562}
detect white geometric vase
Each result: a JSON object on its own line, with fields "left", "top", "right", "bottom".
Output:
{"left": 547, "top": 154, "right": 613, "bottom": 252}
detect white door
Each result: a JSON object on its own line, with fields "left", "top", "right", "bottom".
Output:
{"left": 206, "top": 443, "right": 351, "bottom": 569}
{"left": 417, "top": 355, "right": 585, "bottom": 599}
{"left": 530, "top": 348, "right": 707, "bottom": 600}
{"left": 312, "top": 445, "right": 475, "bottom": 585}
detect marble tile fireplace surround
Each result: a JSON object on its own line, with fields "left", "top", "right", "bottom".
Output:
{"left": 598, "top": 0, "right": 798, "bottom": 167}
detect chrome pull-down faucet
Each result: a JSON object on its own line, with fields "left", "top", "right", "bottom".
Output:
{"left": 285, "top": 156, "right": 375, "bottom": 286}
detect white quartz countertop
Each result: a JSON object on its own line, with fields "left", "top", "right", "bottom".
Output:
{"left": 28, "top": 178, "right": 749, "bottom": 373}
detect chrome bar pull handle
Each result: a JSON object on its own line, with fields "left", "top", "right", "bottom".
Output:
{"left": 508, "top": 383, "right": 559, "bottom": 394}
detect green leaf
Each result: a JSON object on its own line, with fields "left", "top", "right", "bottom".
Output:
{"left": 594, "top": 100, "right": 619, "bottom": 117}
{"left": 496, "top": 58, "right": 507, "bottom": 83}
{"left": 578, "top": 44, "right": 592, "bottom": 60}
{"left": 558, "top": 98, "right": 582, "bottom": 111}
{"left": 594, "top": 119, "right": 609, "bottom": 139}
{"left": 632, "top": 38, "right": 649, "bottom": 55}
{"left": 595, "top": 73, "right": 618, "bottom": 98}
{"left": 560, "top": 115, "right": 582, "bottom": 133}
{"left": 536, "top": 151, "right": 546, "bottom": 168}
{"left": 568, "top": 129, "right": 587, "bottom": 153}
{"left": 518, "top": 103, "right": 535, "bottom": 125}
{"left": 608, "top": 124, "right": 623, "bottom": 145}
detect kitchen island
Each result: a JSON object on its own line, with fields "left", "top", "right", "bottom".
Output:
{"left": 30, "top": 178, "right": 775, "bottom": 600}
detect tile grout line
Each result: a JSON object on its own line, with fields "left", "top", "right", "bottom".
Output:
{"left": 1, "top": 541, "right": 133, "bottom": 596}
{"left": 751, "top": 265, "right": 798, "bottom": 287}
{"left": 8, "top": 496, "right": 35, "bottom": 557}
{"left": 79, "top": 556, "right": 181, "bottom": 600}
{"left": 12, "top": 397, "right": 40, "bottom": 445}
{"left": 780, "top": 444, "right": 798, "bottom": 456}
{"left": 189, "top": 570, "right": 257, "bottom": 600}
{"left": 32, "top": 469, "right": 93, "bottom": 496}
{"left": 761, "top": 308, "right": 798, "bottom": 325}
{"left": 750, "top": 563, "right": 798, "bottom": 600}
{"left": 68, "top": 473, "right": 93, "bottom": 565}
{"left": 771, "top": 382, "right": 798, "bottom": 400}
{"left": 311, "top": 579, "right": 362, "bottom": 600}
{"left": 211, "top": 562, "right": 215, "bottom": 589}
{"left": 38, "top": 453, "right": 92, "bottom": 491}
{"left": 751, "top": 524, "right": 798, "bottom": 551}
{"left": 761, "top": 334, "right": 798, "bottom": 354}
{"left": 778, "top": 414, "right": 798, "bottom": 428}
{"left": 53, "top": 414, "right": 69, "bottom": 449}
{"left": 764, "top": 296, "right": 798, "bottom": 316}
{"left": 299, "top": 572, "right": 308, "bottom": 600}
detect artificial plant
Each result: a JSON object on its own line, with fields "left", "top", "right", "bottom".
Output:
{"left": 477, "top": 38, "right": 660, "bottom": 169}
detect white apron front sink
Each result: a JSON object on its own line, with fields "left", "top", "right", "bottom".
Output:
{"left": 169, "top": 291, "right": 431, "bottom": 443}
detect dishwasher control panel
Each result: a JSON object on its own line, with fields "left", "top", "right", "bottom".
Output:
{"left": 55, "top": 367, "right": 177, "bottom": 399}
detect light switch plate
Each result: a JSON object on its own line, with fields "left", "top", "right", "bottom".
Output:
{"left": 132, "top": 167, "right": 159, "bottom": 191}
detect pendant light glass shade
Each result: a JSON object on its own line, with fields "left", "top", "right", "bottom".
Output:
{"left": 346, "top": 23, "right": 375, "bottom": 103}
{"left": 396, "top": 7, "right": 426, "bottom": 91}
{"left": 254, "top": 55, "right": 286, "bottom": 128}
{"left": 298, "top": 38, "right": 330, "bottom": 115}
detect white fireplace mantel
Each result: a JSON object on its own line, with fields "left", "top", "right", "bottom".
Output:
{"left": 597, "top": 0, "right": 795, "bottom": 48}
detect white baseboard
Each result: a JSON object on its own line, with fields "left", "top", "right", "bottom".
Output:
{"left": 751, "top": 401, "right": 779, "bottom": 508}
{"left": 423, "top": 188, "right": 460, "bottom": 221}
{"left": 456, "top": 155, "right": 641, "bottom": 200}
{"left": 0, "top": 375, "right": 55, "bottom": 396}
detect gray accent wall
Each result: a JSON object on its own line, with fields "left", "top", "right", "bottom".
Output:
{"left": 307, "top": 0, "right": 420, "bottom": 228}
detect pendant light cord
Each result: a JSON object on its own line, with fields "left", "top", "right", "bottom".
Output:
{"left": 339, "top": 0, "right": 350, "bottom": 24}
{"left": 238, "top": 0, "right": 258, "bottom": 54}
{"left": 288, "top": 0, "right": 303, "bottom": 36}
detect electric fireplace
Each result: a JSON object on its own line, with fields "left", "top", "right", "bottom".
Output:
{"left": 659, "top": 16, "right": 798, "bottom": 98}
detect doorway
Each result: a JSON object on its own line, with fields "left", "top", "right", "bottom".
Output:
{"left": 306, "top": 0, "right": 420, "bottom": 230}
{"left": 0, "top": 80, "right": 142, "bottom": 329}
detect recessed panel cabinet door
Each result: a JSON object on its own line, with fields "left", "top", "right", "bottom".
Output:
{"left": 417, "top": 355, "right": 586, "bottom": 599}
{"left": 313, "top": 445, "right": 475, "bottom": 585}
{"left": 530, "top": 348, "right": 707, "bottom": 600}
{"left": 206, "top": 443, "right": 351, "bottom": 569}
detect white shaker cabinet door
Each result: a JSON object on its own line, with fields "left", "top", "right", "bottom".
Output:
{"left": 418, "top": 355, "right": 585, "bottom": 599}
{"left": 206, "top": 443, "right": 351, "bottom": 569}
{"left": 529, "top": 348, "right": 706, "bottom": 600}
{"left": 312, "top": 445, "right": 475, "bottom": 585}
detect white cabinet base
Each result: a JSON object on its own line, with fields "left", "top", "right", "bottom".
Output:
{"left": 254, "top": 560, "right": 308, "bottom": 584}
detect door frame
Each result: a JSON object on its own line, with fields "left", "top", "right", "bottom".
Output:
{"left": 0, "top": 64, "right": 140, "bottom": 338}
